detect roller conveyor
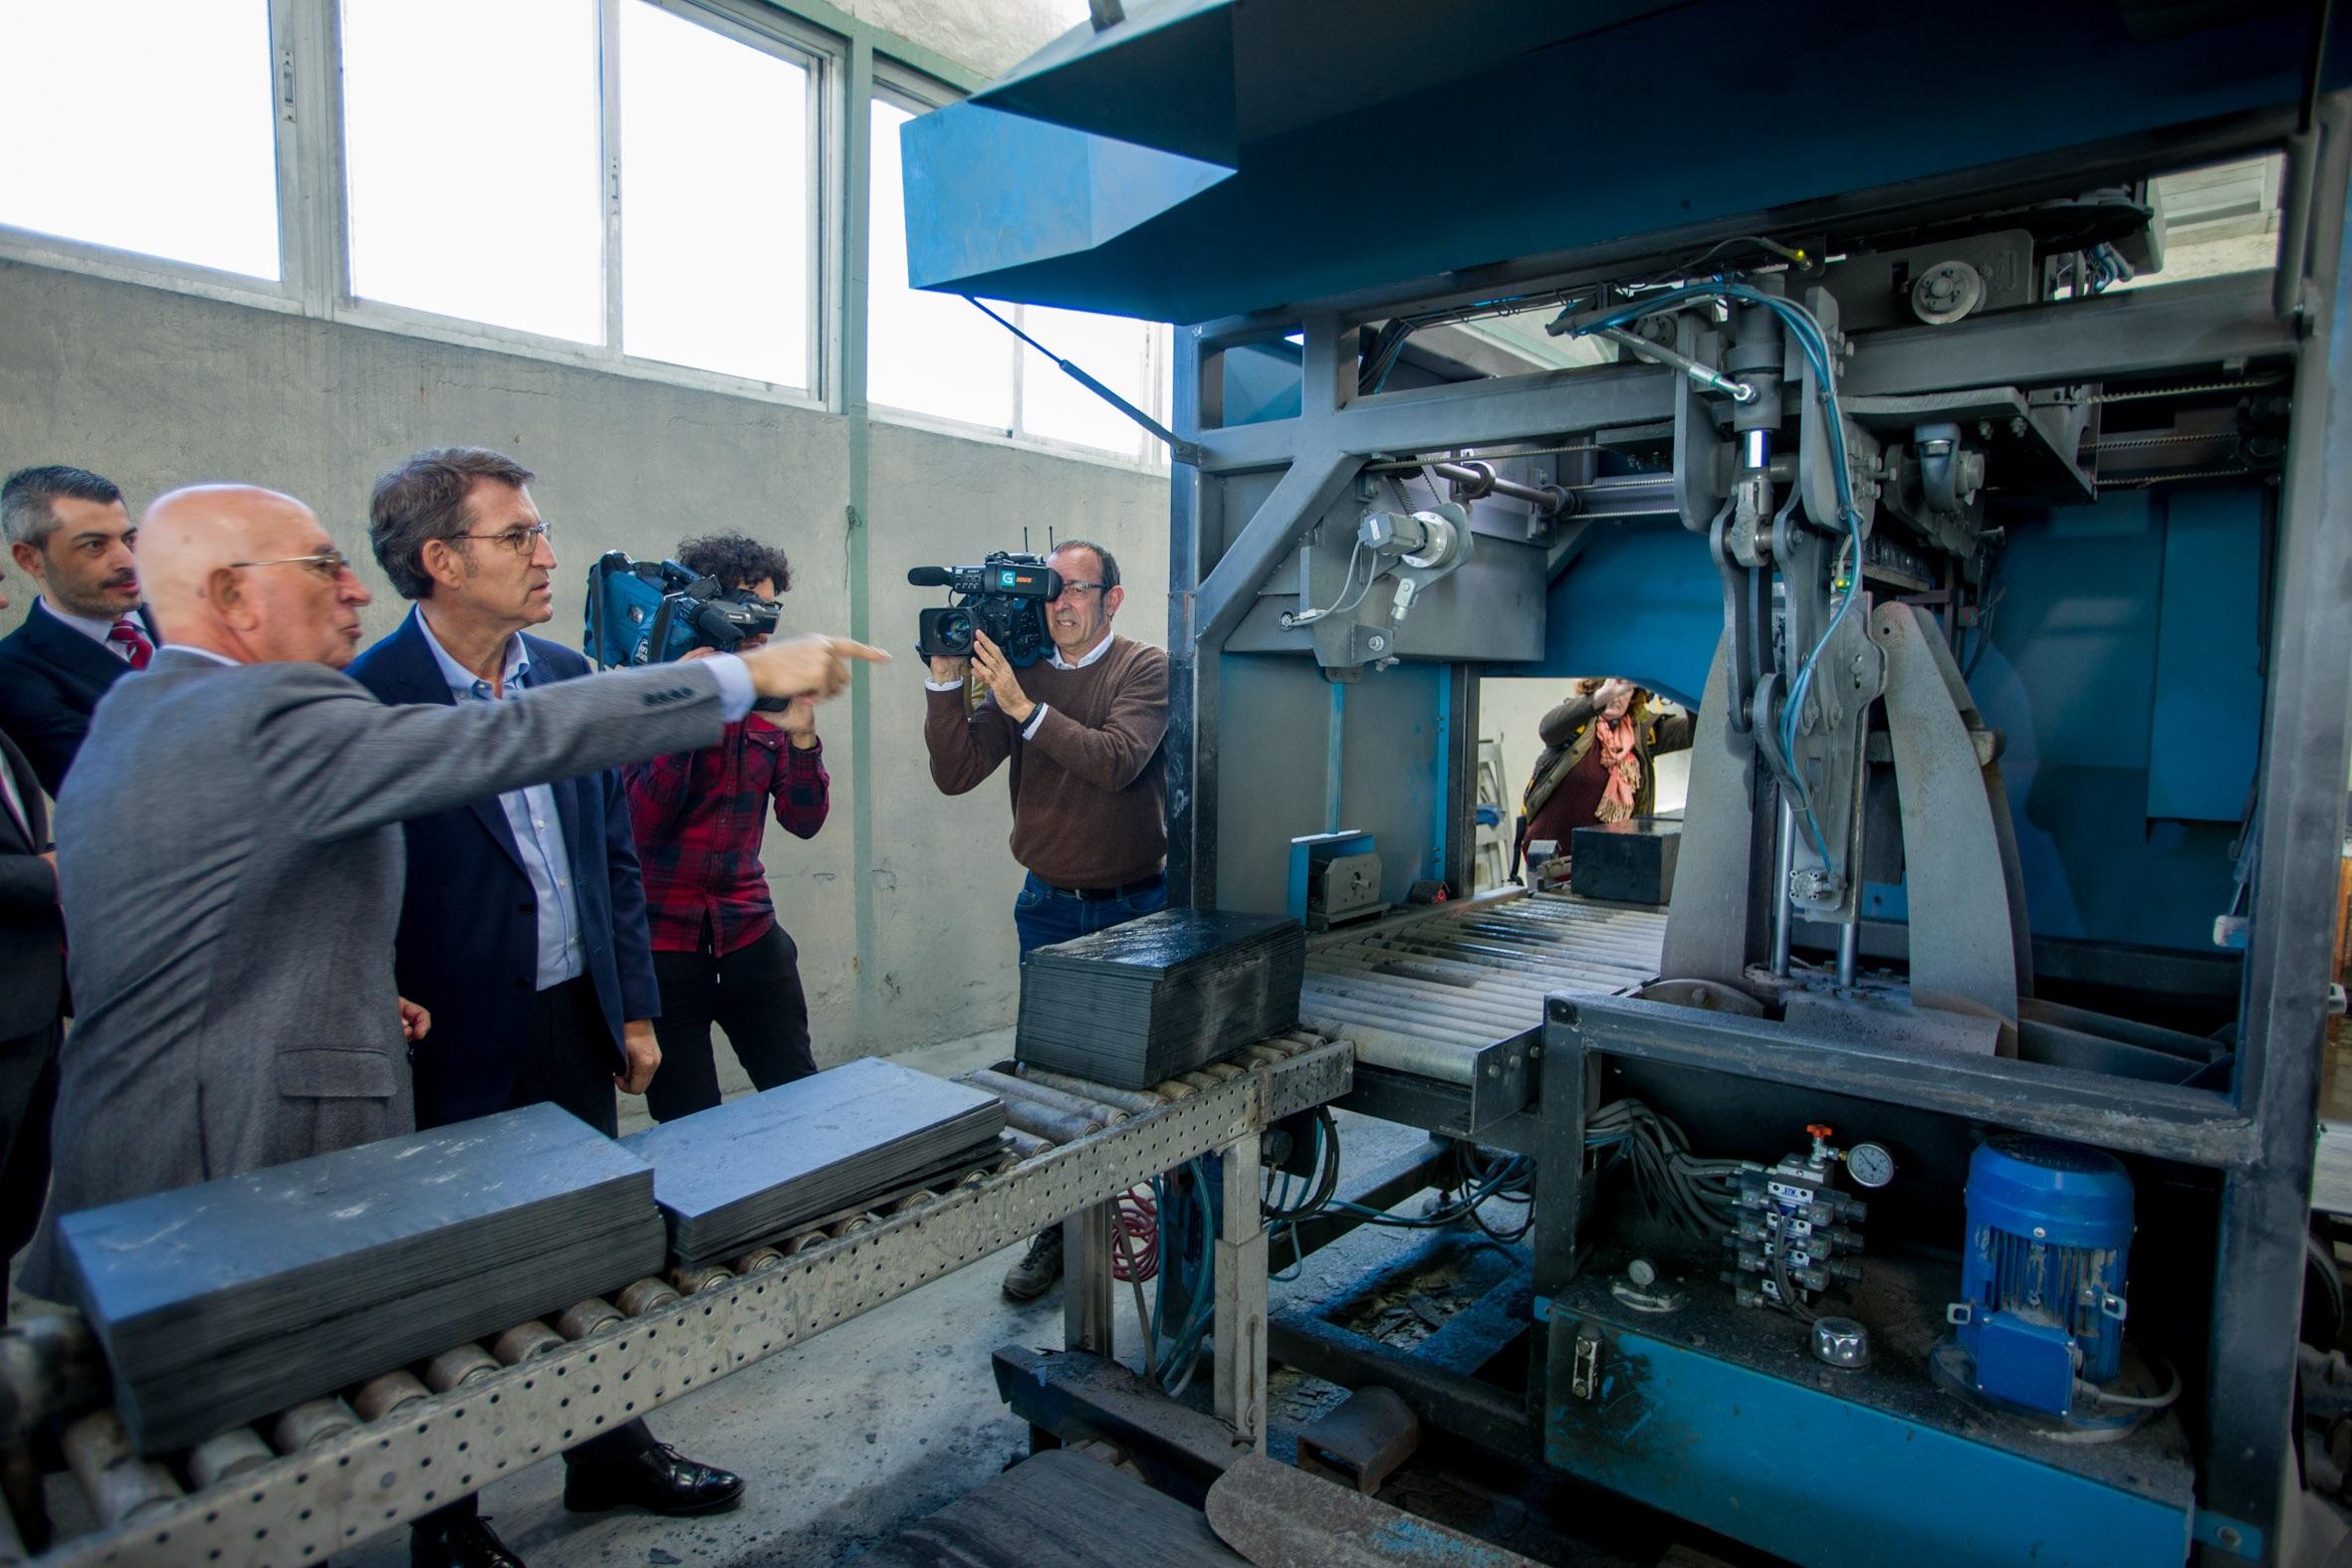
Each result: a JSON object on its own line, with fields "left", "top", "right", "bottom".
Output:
{"left": 3, "top": 1036, "right": 1353, "bottom": 1568}
{"left": 1301, "top": 890, "right": 1666, "bottom": 1134}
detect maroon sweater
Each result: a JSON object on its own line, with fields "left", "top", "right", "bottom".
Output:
{"left": 923, "top": 636, "right": 1169, "bottom": 889}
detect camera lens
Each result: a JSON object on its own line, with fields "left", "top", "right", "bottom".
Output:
{"left": 941, "top": 609, "right": 973, "bottom": 650}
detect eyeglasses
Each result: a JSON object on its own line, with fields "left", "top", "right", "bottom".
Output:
{"left": 229, "top": 549, "right": 353, "bottom": 581}
{"left": 455, "top": 521, "right": 554, "bottom": 555}
{"left": 1052, "top": 581, "right": 1108, "bottom": 599}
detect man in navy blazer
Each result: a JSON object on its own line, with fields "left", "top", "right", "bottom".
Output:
{"left": 0, "top": 553, "right": 65, "bottom": 1331}
{"left": 351, "top": 448, "right": 744, "bottom": 1568}
{"left": 0, "top": 466, "right": 161, "bottom": 794}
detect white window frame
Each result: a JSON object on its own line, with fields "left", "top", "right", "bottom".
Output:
{"left": 0, "top": 0, "right": 310, "bottom": 315}
{"left": 0, "top": 0, "right": 1170, "bottom": 467}
{"left": 869, "top": 67, "right": 1171, "bottom": 471}
{"left": 327, "top": 0, "right": 836, "bottom": 403}
{"left": 0, "top": 0, "right": 840, "bottom": 411}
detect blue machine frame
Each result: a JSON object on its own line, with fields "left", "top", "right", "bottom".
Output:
{"left": 903, "top": 4, "right": 2352, "bottom": 1561}
{"left": 1540, "top": 1314, "right": 2193, "bottom": 1567}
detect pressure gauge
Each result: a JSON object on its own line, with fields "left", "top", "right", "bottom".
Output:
{"left": 1845, "top": 1141, "right": 1897, "bottom": 1190}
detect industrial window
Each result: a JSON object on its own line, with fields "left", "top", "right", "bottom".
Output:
{"left": 868, "top": 92, "right": 1171, "bottom": 463}
{"left": 341, "top": 0, "right": 605, "bottom": 342}
{"left": 866, "top": 95, "right": 1016, "bottom": 429}
{"left": 618, "top": 0, "right": 816, "bottom": 387}
{"left": 1019, "top": 305, "right": 1165, "bottom": 457}
{"left": 341, "top": 0, "right": 822, "bottom": 386}
{"left": 0, "top": 0, "right": 281, "bottom": 279}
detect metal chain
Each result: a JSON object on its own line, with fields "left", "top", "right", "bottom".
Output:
{"left": 2059, "top": 374, "right": 2287, "bottom": 406}
{"left": 2095, "top": 466, "right": 2264, "bottom": 490}
{"left": 2084, "top": 431, "right": 2235, "bottom": 452}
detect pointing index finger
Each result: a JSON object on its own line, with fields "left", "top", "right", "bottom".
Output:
{"left": 826, "top": 637, "right": 892, "bottom": 664}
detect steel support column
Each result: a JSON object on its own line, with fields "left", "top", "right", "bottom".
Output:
{"left": 1062, "top": 1203, "right": 1115, "bottom": 1357}
{"left": 2201, "top": 95, "right": 2352, "bottom": 1561}
{"left": 1168, "top": 324, "right": 1220, "bottom": 908}
{"left": 1213, "top": 1134, "right": 1268, "bottom": 1451}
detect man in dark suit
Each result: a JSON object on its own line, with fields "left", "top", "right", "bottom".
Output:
{"left": 349, "top": 448, "right": 744, "bottom": 1568}
{"left": 0, "top": 466, "right": 161, "bottom": 793}
{"left": 0, "top": 553, "right": 65, "bottom": 1326}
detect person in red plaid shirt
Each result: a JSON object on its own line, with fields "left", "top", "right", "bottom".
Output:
{"left": 622, "top": 532, "right": 828, "bottom": 1121}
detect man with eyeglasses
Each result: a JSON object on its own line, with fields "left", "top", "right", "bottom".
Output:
{"left": 348, "top": 448, "right": 746, "bottom": 1566}
{"left": 0, "top": 465, "right": 162, "bottom": 793}
{"left": 23, "top": 482, "right": 879, "bottom": 1393}
{"left": 923, "top": 538, "right": 1169, "bottom": 1301}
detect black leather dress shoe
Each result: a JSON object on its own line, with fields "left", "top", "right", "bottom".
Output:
{"left": 563, "top": 1444, "right": 746, "bottom": 1517}
{"left": 409, "top": 1514, "right": 525, "bottom": 1568}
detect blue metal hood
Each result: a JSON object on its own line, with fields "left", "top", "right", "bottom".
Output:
{"left": 902, "top": 0, "right": 2325, "bottom": 327}
{"left": 967, "top": 0, "right": 1681, "bottom": 168}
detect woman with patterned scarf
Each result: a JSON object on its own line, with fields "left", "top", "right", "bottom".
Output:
{"left": 1515, "top": 676, "right": 1695, "bottom": 877}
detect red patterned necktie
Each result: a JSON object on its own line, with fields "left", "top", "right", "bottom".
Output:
{"left": 108, "top": 617, "right": 154, "bottom": 670}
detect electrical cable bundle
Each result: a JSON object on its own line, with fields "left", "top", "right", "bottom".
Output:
{"left": 1151, "top": 1161, "right": 1219, "bottom": 1396}
{"left": 1585, "top": 1098, "right": 1744, "bottom": 1244}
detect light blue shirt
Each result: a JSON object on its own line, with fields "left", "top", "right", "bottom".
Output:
{"left": 415, "top": 612, "right": 587, "bottom": 992}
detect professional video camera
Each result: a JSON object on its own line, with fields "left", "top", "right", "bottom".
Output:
{"left": 908, "top": 552, "right": 1063, "bottom": 667}
{"left": 585, "top": 551, "right": 780, "bottom": 668}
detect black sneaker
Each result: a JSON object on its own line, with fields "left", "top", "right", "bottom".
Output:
{"left": 1002, "top": 1229, "right": 1063, "bottom": 1302}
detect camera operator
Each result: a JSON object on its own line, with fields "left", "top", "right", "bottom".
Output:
{"left": 922, "top": 539, "right": 1167, "bottom": 1300}
{"left": 620, "top": 532, "right": 827, "bottom": 1122}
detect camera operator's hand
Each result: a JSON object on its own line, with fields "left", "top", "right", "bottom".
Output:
{"left": 970, "top": 631, "right": 1037, "bottom": 725}
{"left": 928, "top": 654, "right": 971, "bottom": 685}
{"left": 778, "top": 697, "right": 819, "bottom": 749}
{"left": 742, "top": 632, "right": 889, "bottom": 702}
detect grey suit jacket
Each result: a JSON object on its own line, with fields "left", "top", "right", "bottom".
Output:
{"left": 22, "top": 647, "right": 727, "bottom": 1301}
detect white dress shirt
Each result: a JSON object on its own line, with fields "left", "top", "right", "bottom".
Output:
{"left": 415, "top": 615, "right": 588, "bottom": 992}
{"left": 36, "top": 597, "right": 143, "bottom": 660}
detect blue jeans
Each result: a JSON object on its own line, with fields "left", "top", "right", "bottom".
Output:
{"left": 1014, "top": 870, "right": 1169, "bottom": 962}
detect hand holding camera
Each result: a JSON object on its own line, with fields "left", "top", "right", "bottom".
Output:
{"left": 742, "top": 634, "right": 890, "bottom": 703}
{"left": 968, "top": 631, "right": 1036, "bottom": 724}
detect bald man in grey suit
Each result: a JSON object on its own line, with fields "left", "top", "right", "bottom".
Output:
{"left": 22, "top": 486, "right": 884, "bottom": 1309}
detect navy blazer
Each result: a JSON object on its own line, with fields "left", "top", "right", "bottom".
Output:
{"left": 0, "top": 728, "right": 64, "bottom": 1039}
{"left": 0, "top": 601, "right": 161, "bottom": 795}
{"left": 347, "top": 609, "right": 661, "bottom": 1129}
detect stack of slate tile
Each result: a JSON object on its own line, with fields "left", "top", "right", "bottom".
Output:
{"left": 60, "top": 1103, "right": 665, "bottom": 1455}
{"left": 1017, "top": 910, "right": 1304, "bottom": 1090}
{"left": 621, "top": 1057, "right": 1006, "bottom": 1266}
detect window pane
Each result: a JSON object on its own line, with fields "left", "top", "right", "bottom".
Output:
{"left": 1020, "top": 306, "right": 1154, "bottom": 456}
{"left": 342, "top": 0, "right": 602, "bottom": 341}
{"left": 867, "top": 98, "right": 1014, "bottom": 428}
{"left": 0, "top": 0, "right": 278, "bottom": 278}
{"left": 621, "top": 2, "right": 810, "bottom": 387}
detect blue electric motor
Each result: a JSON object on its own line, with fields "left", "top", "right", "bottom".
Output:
{"left": 1948, "top": 1135, "right": 2134, "bottom": 1418}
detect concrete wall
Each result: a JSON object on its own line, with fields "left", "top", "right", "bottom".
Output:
{"left": 0, "top": 257, "right": 1169, "bottom": 1069}
{"left": 846, "top": 0, "right": 1077, "bottom": 79}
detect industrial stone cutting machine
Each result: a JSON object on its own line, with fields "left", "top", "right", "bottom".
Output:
{"left": 900, "top": 2, "right": 2352, "bottom": 1562}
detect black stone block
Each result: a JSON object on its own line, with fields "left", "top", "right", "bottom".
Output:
{"left": 1569, "top": 817, "right": 1681, "bottom": 905}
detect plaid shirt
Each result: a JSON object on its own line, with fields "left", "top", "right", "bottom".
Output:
{"left": 622, "top": 716, "right": 828, "bottom": 955}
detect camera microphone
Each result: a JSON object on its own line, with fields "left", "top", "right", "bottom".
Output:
{"left": 906, "top": 566, "right": 954, "bottom": 587}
